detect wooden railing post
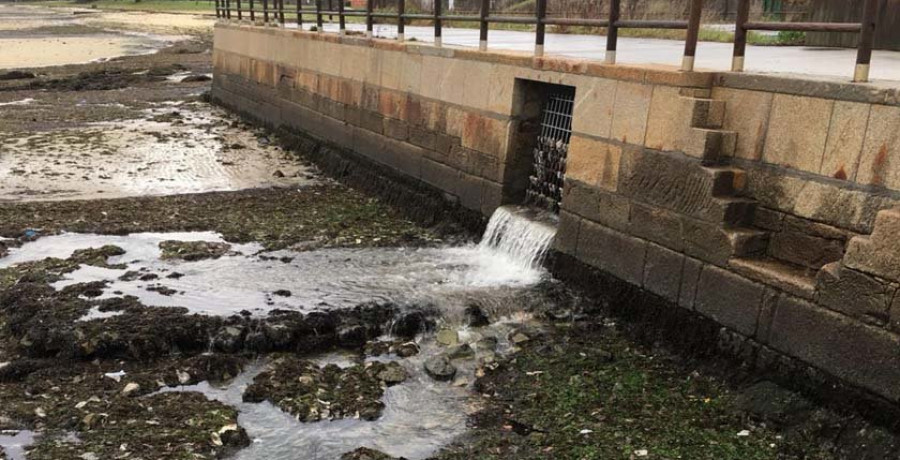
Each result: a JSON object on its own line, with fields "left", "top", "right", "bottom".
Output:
{"left": 855, "top": 0, "right": 878, "bottom": 82}
{"left": 731, "top": 0, "right": 750, "bottom": 71}
{"left": 682, "top": 0, "right": 703, "bottom": 71}
{"left": 534, "top": 0, "right": 547, "bottom": 56}
{"left": 606, "top": 0, "right": 619, "bottom": 64}
{"left": 434, "top": 0, "right": 442, "bottom": 47}
{"left": 479, "top": 0, "right": 489, "bottom": 51}
{"left": 316, "top": 0, "right": 323, "bottom": 30}
{"left": 366, "top": 0, "right": 374, "bottom": 38}
{"left": 397, "top": 0, "right": 405, "bottom": 41}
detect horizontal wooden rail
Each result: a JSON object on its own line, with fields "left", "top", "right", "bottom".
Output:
{"left": 220, "top": 0, "right": 880, "bottom": 83}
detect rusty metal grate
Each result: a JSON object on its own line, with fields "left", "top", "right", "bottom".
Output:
{"left": 526, "top": 89, "right": 574, "bottom": 213}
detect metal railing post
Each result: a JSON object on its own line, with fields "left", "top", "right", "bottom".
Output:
{"left": 534, "top": 0, "right": 547, "bottom": 56}
{"left": 263, "top": 0, "right": 269, "bottom": 23}
{"left": 215, "top": 0, "right": 220, "bottom": 18}
{"left": 682, "top": 0, "right": 703, "bottom": 71}
{"left": 397, "top": 0, "right": 405, "bottom": 41}
{"left": 250, "top": 0, "right": 255, "bottom": 22}
{"left": 855, "top": 0, "right": 878, "bottom": 82}
{"left": 339, "top": 0, "right": 346, "bottom": 34}
{"left": 366, "top": 0, "right": 374, "bottom": 38}
{"left": 731, "top": 0, "right": 750, "bottom": 71}
{"left": 316, "top": 0, "right": 323, "bottom": 31}
{"left": 279, "top": 0, "right": 286, "bottom": 25}
{"left": 478, "top": 0, "right": 489, "bottom": 51}
{"left": 237, "top": 0, "right": 242, "bottom": 20}
{"left": 433, "top": 0, "right": 442, "bottom": 47}
{"left": 606, "top": 0, "right": 619, "bottom": 64}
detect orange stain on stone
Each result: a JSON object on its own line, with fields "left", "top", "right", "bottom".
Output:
{"left": 834, "top": 165, "right": 848, "bottom": 181}
{"left": 871, "top": 143, "right": 888, "bottom": 186}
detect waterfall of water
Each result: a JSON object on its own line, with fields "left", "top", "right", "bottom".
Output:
{"left": 478, "top": 205, "right": 558, "bottom": 272}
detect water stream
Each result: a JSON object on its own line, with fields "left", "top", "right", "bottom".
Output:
{"left": 0, "top": 205, "right": 558, "bottom": 459}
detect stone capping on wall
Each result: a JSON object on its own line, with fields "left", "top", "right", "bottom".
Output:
{"left": 715, "top": 73, "right": 900, "bottom": 107}
{"left": 215, "top": 22, "right": 716, "bottom": 90}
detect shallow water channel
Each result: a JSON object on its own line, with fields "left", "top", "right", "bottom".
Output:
{"left": 0, "top": 206, "right": 558, "bottom": 459}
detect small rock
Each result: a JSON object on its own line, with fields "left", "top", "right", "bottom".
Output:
{"left": 338, "top": 325, "right": 369, "bottom": 347}
{"left": 424, "top": 355, "right": 456, "bottom": 382}
{"left": 213, "top": 326, "right": 244, "bottom": 353}
{"left": 272, "top": 289, "right": 292, "bottom": 297}
{"left": 122, "top": 382, "right": 140, "bottom": 396}
{"left": 474, "top": 336, "right": 499, "bottom": 352}
{"left": 376, "top": 362, "right": 408, "bottom": 385}
{"left": 394, "top": 341, "right": 419, "bottom": 358}
{"left": 391, "top": 311, "right": 433, "bottom": 338}
{"left": 0, "top": 70, "right": 36, "bottom": 80}
{"left": 510, "top": 332, "right": 530, "bottom": 345}
{"left": 272, "top": 170, "right": 286, "bottom": 178}
{"left": 446, "top": 344, "right": 474, "bottom": 360}
{"left": 341, "top": 446, "right": 400, "bottom": 460}
{"left": 436, "top": 329, "right": 459, "bottom": 346}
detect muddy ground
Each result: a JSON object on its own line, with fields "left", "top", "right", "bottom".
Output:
{"left": 1, "top": 9, "right": 899, "bottom": 460}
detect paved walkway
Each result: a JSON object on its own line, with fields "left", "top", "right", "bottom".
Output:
{"left": 299, "top": 22, "right": 900, "bottom": 84}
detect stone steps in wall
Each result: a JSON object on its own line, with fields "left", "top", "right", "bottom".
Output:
{"left": 728, "top": 256, "right": 818, "bottom": 300}
{"left": 686, "top": 128, "right": 738, "bottom": 166}
{"left": 726, "top": 227, "right": 770, "bottom": 258}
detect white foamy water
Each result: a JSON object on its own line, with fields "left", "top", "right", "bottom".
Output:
{"left": 479, "top": 205, "right": 557, "bottom": 272}
{"left": 0, "top": 208, "right": 557, "bottom": 318}
{"left": 0, "top": 431, "right": 35, "bottom": 460}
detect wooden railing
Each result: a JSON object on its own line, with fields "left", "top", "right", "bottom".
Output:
{"left": 215, "top": 0, "right": 881, "bottom": 82}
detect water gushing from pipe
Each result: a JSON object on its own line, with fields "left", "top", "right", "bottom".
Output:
{"left": 478, "top": 205, "right": 557, "bottom": 272}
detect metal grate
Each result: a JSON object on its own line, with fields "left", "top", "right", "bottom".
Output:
{"left": 526, "top": 89, "right": 574, "bottom": 213}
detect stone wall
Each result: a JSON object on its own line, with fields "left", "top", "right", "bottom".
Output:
{"left": 212, "top": 22, "right": 900, "bottom": 405}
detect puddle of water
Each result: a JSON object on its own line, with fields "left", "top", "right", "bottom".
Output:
{"left": 0, "top": 103, "right": 314, "bottom": 201}
{"left": 0, "top": 431, "right": 36, "bottom": 460}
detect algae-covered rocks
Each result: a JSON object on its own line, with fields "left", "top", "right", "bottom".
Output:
{"left": 424, "top": 355, "right": 456, "bottom": 382}
{"left": 158, "top": 240, "right": 232, "bottom": 261}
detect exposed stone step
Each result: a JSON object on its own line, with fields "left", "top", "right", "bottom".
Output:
{"left": 713, "top": 197, "right": 757, "bottom": 226}
{"left": 726, "top": 227, "right": 770, "bottom": 258}
{"left": 704, "top": 165, "right": 747, "bottom": 197}
{"left": 685, "top": 128, "right": 737, "bottom": 166}
{"left": 729, "top": 256, "right": 817, "bottom": 299}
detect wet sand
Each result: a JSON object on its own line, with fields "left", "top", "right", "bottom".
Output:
{"left": 0, "top": 4, "right": 210, "bottom": 70}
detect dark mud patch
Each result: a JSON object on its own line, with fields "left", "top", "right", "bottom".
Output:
{"left": 243, "top": 356, "right": 407, "bottom": 422}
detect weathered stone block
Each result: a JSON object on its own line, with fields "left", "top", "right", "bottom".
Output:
{"left": 644, "top": 85, "right": 694, "bottom": 153}
{"left": 678, "top": 257, "right": 703, "bottom": 309}
{"left": 409, "top": 127, "right": 437, "bottom": 151}
{"left": 571, "top": 77, "right": 616, "bottom": 139}
{"left": 763, "top": 94, "right": 833, "bottom": 174}
{"left": 857, "top": 104, "right": 900, "bottom": 190}
{"left": 383, "top": 118, "right": 408, "bottom": 141}
{"left": 575, "top": 220, "right": 647, "bottom": 285}
{"left": 768, "top": 229, "right": 845, "bottom": 270}
{"left": 712, "top": 87, "right": 772, "bottom": 161}
{"left": 820, "top": 101, "right": 869, "bottom": 181}
{"left": 643, "top": 243, "right": 685, "bottom": 303}
{"left": 816, "top": 262, "right": 895, "bottom": 325}
{"left": 756, "top": 288, "right": 780, "bottom": 343}
{"left": 461, "top": 114, "right": 510, "bottom": 159}
{"left": 610, "top": 81, "right": 652, "bottom": 145}
{"left": 768, "top": 295, "right": 900, "bottom": 402}
{"left": 694, "top": 265, "right": 765, "bottom": 336}
{"left": 619, "top": 148, "right": 750, "bottom": 224}
{"left": 360, "top": 110, "right": 383, "bottom": 135}
{"left": 566, "top": 135, "right": 622, "bottom": 192}
{"left": 629, "top": 203, "right": 683, "bottom": 252}
{"left": 457, "top": 172, "right": 485, "bottom": 211}
{"left": 554, "top": 211, "right": 582, "bottom": 256}
{"left": 420, "top": 157, "right": 460, "bottom": 197}
{"left": 560, "top": 181, "right": 632, "bottom": 233}
{"left": 481, "top": 180, "right": 503, "bottom": 217}
{"left": 378, "top": 90, "right": 408, "bottom": 120}
{"left": 435, "top": 133, "right": 459, "bottom": 155}
{"left": 844, "top": 207, "right": 900, "bottom": 282}
{"left": 682, "top": 218, "right": 733, "bottom": 266}
{"left": 602, "top": 228, "right": 648, "bottom": 286}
